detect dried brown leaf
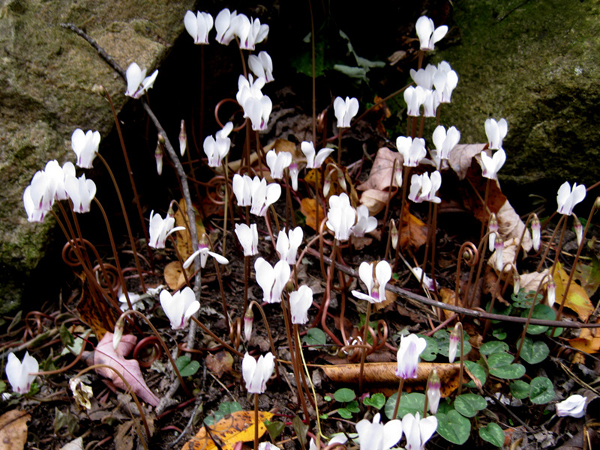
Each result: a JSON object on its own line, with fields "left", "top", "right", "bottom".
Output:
{"left": 300, "top": 198, "right": 324, "bottom": 231}
{"left": 448, "top": 143, "right": 486, "bottom": 180}
{"left": 520, "top": 270, "right": 549, "bottom": 292}
{"left": 497, "top": 200, "right": 532, "bottom": 252}
{"left": 205, "top": 351, "right": 234, "bottom": 377}
{"left": 360, "top": 189, "right": 394, "bottom": 216}
{"left": 357, "top": 147, "right": 402, "bottom": 191}
{"left": 0, "top": 410, "right": 30, "bottom": 450}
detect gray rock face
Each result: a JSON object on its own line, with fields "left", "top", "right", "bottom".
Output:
{"left": 0, "top": 0, "right": 194, "bottom": 312}
{"left": 435, "top": 0, "right": 600, "bottom": 198}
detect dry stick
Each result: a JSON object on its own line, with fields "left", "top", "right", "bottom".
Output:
{"left": 304, "top": 246, "right": 600, "bottom": 329}
{"left": 77, "top": 364, "right": 151, "bottom": 448}
{"left": 103, "top": 87, "right": 155, "bottom": 272}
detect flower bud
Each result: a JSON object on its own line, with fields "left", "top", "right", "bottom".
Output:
{"left": 531, "top": 214, "right": 541, "bottom": 252}
{"left": 427, "top": 368, "right": 441, "bottom": 414}
{"left": 494, "top": 235, "right": 504, "bottom": 272}
{"left": 155, "top": 144, "right": 163, "bottom": 176}
{"left": 323, "top": 171, "right": 332, "bottom": 197}
{"left": 244, "top": 308, "right": 254, "bottom": 342}
{"left": 513, "top": 269, "right": 521, "bottom": 295}
{"left": 573, "top": 215, "right": 583, "bottom": 247}
{"left": 595, "top": 197, "right": 600, "bottom": 210}
{"left": 395, "top": 165, "right": 403, "bottom": 188}
{"left": 547, "top": 278, "right": 556, "bottom": 307}
{"left": 158, "top": 133, "right": 166, "bottom": 145}
{"left": 390, "top": 219, "right": 399, "bottom": 250}
{"left": 488, "top": 213, "right": 498, "bottom": 250}
{"left": 179, "top": 120, "right": 187, "bottom": 156}
{"left": 113, "top": 317, "right": 125, "bottom": 350}
{"left": 337, "top": 168, "right": 347, "bottom": 192}
{"left": 449, "top": 323, "right": 461, "bottom": 363}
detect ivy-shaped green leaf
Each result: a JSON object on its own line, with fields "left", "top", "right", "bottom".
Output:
{"left": 436, "top": 410, "right": 471, "bottom": 445}
{"left": 487, "top": 352, "right": 514, "bottom": 369}
{"left": 454, "top": 394, "right": 488, "bottom": 418}
{"left": 419, "top": 335, "right": 439, "bottom": 362}
{"left": 529, "top": 377, "right": 555, "bottom": 404}
{"left": 523, "top": 304, "right": 555, "bottom": 335}
{"left": 204, "top": 401, "right": 242, "bottom": 425}
{"left": 334, "top": 388, "right": 356, "bottom": 403}
{"left": 302, "top": 328, "right": 327, "bottom": 347}
{"left": 510, "top": 380, "right": 530, "bottom": 399}
{"left": 465, "top": 361, "right": 487, "bottom": 389}
{"left": 265, "top": 420, "right": 286, "bottom": 441}
{"left": 345, "top": 400, "right": 360, "bottom": 413}
{"left": 479, "top": 423, "right": 505, "bottom": 447}
{"left": 511, "top": 290, "right": 543, "bottom": 309}
{"left": 175, "top": 355, "right": 200, "bottom": 377}
{"left": 490, "top": 363, "right": 526, "bottom": 380}
{"left": 492, "top": 328, "right": 507, "bottom": 340}
{"left": 363, "top": 393, "right": 385, "bottom": 410}
{"left": 480, "top": 341, "right": 509, "bottom": 355}
{"left": 518, "top": 337, "right": 550, "bottom": 364}
{"left": 338, "top": 408, "right": 353, "bottom": 419}
{"left": 385, "top": 392, "right": 425, "bottom": 419}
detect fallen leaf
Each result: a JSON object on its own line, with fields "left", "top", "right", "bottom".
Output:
{"left": 77, "top": 280, "right": 118, "bottom": 340}
{"left": 321, "top": 362, "right": 460, "bottom": 396}
{"left": 497, "top": 200, "right": 532, "bottom": 252}
{"left": 487, "top": 238, "right": 520, "bottom": 274}
{"left": 399, "top": 203, "right": 428, "bottom": 250}
{"left": 300, "top": 198, "right": 325, "bottom": 231}
{"left": 574, "top": 256, "right": 600, "bottom": 298}
{"left": 568, "top": 327, "right": 600, "bottom": 354}
{"left": 305, "top": 168, "right": 323, "bottom": 190}
{"left": 93, "top": 333, "right": 160, "bottom": 406}
{"left": 439, "top": 287, "right": 462, "bottom": 319}
{"left": 174, "top": 199, "right": 205, "bottom": 261}
{"left": 360, "top": 189, "right": 395, "bottom": 216}
{"left": 0, "top": 410, "right": 30, "bottom": 450}
{"left": 114, "top": 420, "right": 134, "bottom": 450}
{"left": 59, "top": 437, "right": 84, "bottom": 450}
{"left": 448, "top": 143, "right": 486, "bottom": 180}
{"left": 554, "top": 262, "right": 594, "bottom": 321}
{"left": 164, "top": 261, "right": 191, "bottom": 290}
{"left": 205, "top": 351, "right": 234, "bottom": 377}
{"left": 520, "top": 270, "right": 549, "bottom": 293}
{"left": 374, "top": 289, "right": 397, "bottom": 311}
{"left": 183, "top": 410, "right": 274, "bottom": 450}
{"left": 357, "top": 147, "right": 402, "bottom": 191}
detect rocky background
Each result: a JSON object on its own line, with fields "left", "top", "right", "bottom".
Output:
{"left": 1, "top": 0, "right": 599, "bottom": 311}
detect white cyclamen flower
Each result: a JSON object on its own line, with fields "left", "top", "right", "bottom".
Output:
{"left": 410, "top": 64, "right": 437, "bottom": 90}
{"left": 411, "top": 267, "right": 437, "bottom": 291}
{"left": 396, "top": 334, "right": 427, "bottom": 379}
{"left": 290, "top": 285, "right": 313, "bottom": 325}
{"left": 235, "top": 223, "right": 258, "bottom": 256}
{"left": 248, "top": 51, "right": 274, "bottom": 82}
{"left": 352, "top": 261, "right": 392, "bottom": 303}
{"left": 215, "top": 8, "right": 239, "bottom": 45}
{"left": 160, "top": 287, "right": 199, "bottom": 330}
{"left": 204, "top": 122, "right": 233, "bottom": 167}
{"left": 236, "top": 15, "right": 269, "bottom": 51}
{"left": 404, "top": 85, "right": 426, "bottom": 117}
{"left": 242, "top": 352, "right": 275, "bottom": 394}
{"left": 556, "top": 394, "right": 587, "bottom": 418}
{"left": 397, "top": 136, "right": 426, "bottom": 167}
{"left": 250, "top": 177, "right": 282, "bottom": 217}
{"left": 408, "top": 171, "right": 442, "bottom": 204}
{"left": 125, "top": 63, "right": 158, "bottom": 99}
{"left": 65, "top": 173, "right": 96, "bottom": 213}
{"left": 402, "top": 412, "right": 438, "bottom": 450}
{"left": 266, "top": 150, "right": 293, "bottom": 180}
{"left": 433, "top": 61, "right": 458, "bottom": 103}
{"left": 184, "top": 10, "right": 214, "bottom": 44}
{"left": 148, "top": 210, "right": 186, "bottom": 249}
{"left": 255, "top": 257, "right": 291, "bottom": 303}
{"left": 301, "top": 141, "right": 334, "bottom": 169}
{"left": 557, "top": 181, "right": 586, "bottom": 216}
{"left": 432, "top": 125, "right": 460, "bottom": 160}
{"left": 183, "top": 238, "right": 229, "bottom": 269}
{"left": 485, "top": 118, "right": 508, "bottom": 150}
{"left": 71, "top": 129, "right": 101, "bottom": 169}
{"left": 333, "top": 96, "right": 359, "bottom": 128}
{"left": 326, "top": 193, "right": 356, "bottom": 241}
{"left": 352, "top": 205, "right": 378, "bottom": 237}
{"left": 415, "top": 15, "right": 448, "bottom": 51}
{"left": 6, "top": 352, "right": 38, "bottom": 394}
{"left": 276, "top": 227, "right": 303, "bottom": 265}
{"left": 480, "top": 149, "right": 506, "bottom": 180}
{"left": 356, "top": 413, "right": 403, "bottom": 450}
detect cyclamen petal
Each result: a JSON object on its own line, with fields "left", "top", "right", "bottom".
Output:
{"left": 160, "top": 287, "right": 199, "bottom": 330}
{"left": 6, "top": 352, "right": 38, "bottom": 394}
{"left": 290, "top": 285, "right": 313, "bottom": 324}
{"left": 242, "top": 352, "right": 275, "bottom": 394}
{"left": 396, "top": 334, "right": 427, "bottom": 379}
{"left": 333, "top": 96, "right": 359, "bottom": 128}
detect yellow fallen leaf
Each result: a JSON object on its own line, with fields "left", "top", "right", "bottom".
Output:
{"left": 300, "top": 198, "right": 324, "bottom": 231}
{"left": 183, "top": 411, "right": 274, "bottom": 450}
{"left": 568, "top": 327, "right": 600, "bottom": 354}
{"left": 554, "top": 262, "right": 594, "bottom": 321}
{"left": 174, "top": 199, "right": 205, "bottom": 261}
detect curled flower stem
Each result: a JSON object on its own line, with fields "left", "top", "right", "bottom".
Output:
{"left": 455, "top": 242, "right": 478, "bottom": 308}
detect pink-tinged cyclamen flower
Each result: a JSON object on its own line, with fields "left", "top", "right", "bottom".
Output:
{"left": 410, "top": 64, "right": 437, "bottom": 90}
{"left": 266, "top": 150, "right": 292, "bottom": 180}
{"left": 352, "top": 205, "right": 378, "bottom": 237}
{"left": 243, "top": 308, "right": 254, "bottom": 342}
{"left": 427, "top": 369, "right": 441, "bottom": 414}
{"left": 290, "top": 285, "right": 313, "bottom": 325}
{"left": 547, "top": 279, "right": 556, "bottom": 307}
{"left": 236, "top": 15, "right": 269, "bottom": 51}
{"left": 242, "top": 352, "right": 275, "bottom": 394}
{"left": 125, "top": 63, "right": 158, "bottom": 99}
{"left": 448, "top": 324, "right": 461, "bottom": 363}
{"left": 6, "top": 352, "right": 38, "bottom": 394}
{"left": 309, "top": 435, "right": 347, "bottom": 450}
{"left": 215, "top": 8, "right": 239, "bottom": 45}
{"left": 235, "top": 223, "right": 258, "bottom": 256}
{"left": 404, "top": 85, "right": 426, "bottom": 117}
{"left": 411, "top": 267, "right": 437, "bottom": 291}
{"left": 397, "top": 136, "right": 426, "bottom": 167}
{"left": 488, "top": 213, "right": 499, "bottom": 250}
{"left": 557, "top": 181, "right": 586, "bottom": 216}
{"left": 415, "top": 15, "right": 448, "bottom": 51}
{"left": 333, "top": 96, "right": 359, "bottom": 128}
{"left": 255, "top": 257, "right": 290, "bottom": 303}
{"left": 408, "top": 171, "right": 442, "bottom": 204}
{"left": 179, "top": 120, "right": 187, "bottom": 156}
{"left": 184, "top": 10, "right": 213, "bottom": 44}
{"left": 301, "top": 141, "right": 335, "bottom": 169}
{"left": 494, "top": 235, "right": 505, "bottom": 272}
{"left": 485, "top": 118, "right": 508, "bottom": 150}
{"left": 402, "top": 412, "right": 438, "bottom": 450}
{"left": 556, "top": 394, "right": 587, "bottom": 418}
{"left": 433, "top": 61, "right": 458, "bottom": 103}
{"left": 432, "top": 125, "right": 460, "bottom": 161}
{"left": 160, "top": 287, "right": 199, "bottom": 330}
{"left": 204, "top": 122, "right": 233, "bottom": 167}
{"left": 289, "top": 162, "right": 299, "bottom": 191}
{"left": 574, "top": 215, "right": 583, "bottom": 246}
{"left": 480, "top": 149, "right": 506, "bottom": 180}
{"left": 71, "top": 129, "right": 101, "bottom": 169}
{"left": 148, "top": 210, "right": 185, "bottom": 249}
{"left": 355, "top": 413, "right": 403, "bottom": 450}
{"left": 155, "top": 145, "right": 163, "bottom": 175}
{"left": 250, "top": 177, "right": 281, "bottom": 217}
{"left": 248, "top": 51, "right": 274, "bottom": 82}
{"left": 276, "top": 227, "right": 303, "bottom": 265}
{"left": 65, "top": 174, "right": 96, "bottom": 213}
{"left": 352, "top": 261, "right": 392, "bottom": 304}
{"left": 531, "top": 214, "right": 541, "bottom": 252}
{"left": 422, "top": 89, "right": 440, "bottom": 118}
{"left": 23, "top": 186, "right": 46, "bottom": 223}
{"left": 326, "top": 193, "right": 356, "bottom": 242}
{"left": 396, "top": 334, "right": 427, "bottom": 379}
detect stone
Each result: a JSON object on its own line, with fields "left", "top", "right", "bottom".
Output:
{"left": 0, "top": 0, "right": 195, "bottom": 312}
